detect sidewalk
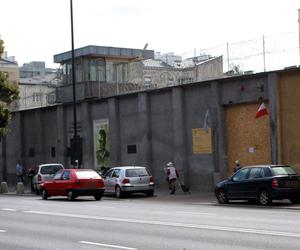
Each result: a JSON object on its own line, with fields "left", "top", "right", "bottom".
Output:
{"left": 1, "top": 187, "right": 215, "bottom": 202}
{"left": 153, "top": 188, "right": 215, "bottom": 203}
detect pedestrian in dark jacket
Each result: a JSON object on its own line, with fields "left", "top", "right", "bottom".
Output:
{"left": 233, "top": 160, "right": 241, "bottom": 173}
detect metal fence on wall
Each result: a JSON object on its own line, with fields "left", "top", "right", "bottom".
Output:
{"left": 187, "top": 31, "right": 300, "bottom": 74}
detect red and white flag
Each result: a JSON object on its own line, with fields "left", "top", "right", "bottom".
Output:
{"left": 255, "top": 102, "right": 268, "bottom": 118}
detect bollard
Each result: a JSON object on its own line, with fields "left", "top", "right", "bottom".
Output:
{"left": 0, "top": 182, "right": 8, "bottom": 193}
{"left": 16, "top": 182, "right": 25, "bottom": 194}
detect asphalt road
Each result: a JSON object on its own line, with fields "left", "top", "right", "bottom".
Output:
{"left": 0, "top": 192, "right": 300, "bottom": 250}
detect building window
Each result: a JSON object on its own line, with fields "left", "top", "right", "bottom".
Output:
{"left": 32, "top": 93, "right": 42, "bottom": 103}
{"left": 144, "top": 76, "right": 152, "bottom": 86}
{"left": 51, "top": 147, "right": 56, "bottom": 158}
{"left": 29, "top": 148, "right": 35, "bottom": 157}
{"left": 178, "top": 77, "right": 193, "bottom": 84}
{"left": 107, "top": 62, "right": 128, "bottom": 83}
{"left": 167, "top": 77, "right": 174, "bottom": 86}
{"left": 127, "top": 145, "right": 137, "bottom": 154}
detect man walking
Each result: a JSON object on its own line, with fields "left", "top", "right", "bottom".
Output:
{"left": 164, "top": 162, "right": 179, "bottom": 195}
{"left": 16, "top": 161, "right": 24, "bottom": 183}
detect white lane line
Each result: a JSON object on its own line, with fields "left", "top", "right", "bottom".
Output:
{"left": 176, "top": 211, "right": 216, "bottom": 216}
{"left": 79, "top": 241, "right": 137, "bottom": 250}
{"left": 0, "top": 230, "right": 7, "bottom": 233}
{"left": 23, "top": 210, "right": 300, "bottom": 238}
{"left": 1, "top": 208, "right": 17, "bottom": 211}
{"left": 84, "top": 205, "right": 115, "bottom": 209}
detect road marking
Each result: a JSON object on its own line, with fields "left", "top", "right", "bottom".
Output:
{"left": 79, "top": 241, "right": 137, "bottom": 250}
{"left": 176, "top": 211, "right": 216, "bottom": 216}
{"left": 0, "top": 230, "right": 7, "bottom": 233}
{"left": 24, "top": 210, "right": 300, "bottom": 238}
{"left": 84, "top": 205, "right": 115, "bottom": 209}
{"left": 1, "top": 208, "right": 17, "bottom": 211}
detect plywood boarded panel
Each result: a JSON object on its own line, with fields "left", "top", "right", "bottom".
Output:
{"left": 278, "top": 72, "right": 300, "bottom": 173}
{"left": 226, "top": 103, "right": 271, "bottom": 174}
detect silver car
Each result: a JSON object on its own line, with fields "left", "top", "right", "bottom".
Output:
{"left": 102, "top": 166, "right": 155, "bottom": 198}
{"left": 32, "top": 163, "right": 64, "bottom": 194}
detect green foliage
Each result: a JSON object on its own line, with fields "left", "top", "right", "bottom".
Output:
{"left": 0, "top": 105, "right": 10, "bottom": 128}
{"left": 0, "top": 38, "right": 20, "bottom": 137}
{"left": 0, "top": 79, "right": 19, "bottom": 104}
{"left": 0, "top": 39, "right": 3, "bottom": 56}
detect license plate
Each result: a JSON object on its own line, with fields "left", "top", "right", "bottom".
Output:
{"left": 285, "top": 180, "right": 300, "bottom": 188}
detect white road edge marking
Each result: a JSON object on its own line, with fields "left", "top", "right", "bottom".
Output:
{"left": 0, "top": 230, "right": 7, "bottom": 233}
{"left": 1, "top": 208, "right": 17, "bottom": 211}
{"left": 176, "top": 211, "right": 216, "bottom": 216}
{"left": 79, "top": 241, "right": 137, "bottom": 250}
{"left": 24, "top": 210, "right": 300, "bottom": 238}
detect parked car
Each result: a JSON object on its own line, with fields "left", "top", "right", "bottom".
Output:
{"left": 215, "top": 165, "right": 300, "bottom": 205}
{"left": 102, "top": 166, "right": 155, "bottom": 198}
{"left": 40, "top": 169, "right": 105, "bottom": 201}
{"left": 32, "top": 163, "right": 64, "bottom": 194}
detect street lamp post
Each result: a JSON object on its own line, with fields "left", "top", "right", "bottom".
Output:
{"left": 70, "top": 0, "right": 79, "bottom": 168}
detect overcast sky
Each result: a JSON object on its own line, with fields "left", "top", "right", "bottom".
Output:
{"left": 1, "top": 0, "right": 299, "bottom": 68}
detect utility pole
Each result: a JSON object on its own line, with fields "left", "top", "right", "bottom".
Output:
{"left": 262, "top": 35, "right": 266, "bottom": 72}
{"left": 70, "top": 0, "right": 79, "bottom": 168}
{"left": 226, "top": 42, "right": 230, "bottom": 72}
{"left": 298, "top": 9, "right": 300, "bottom": 64}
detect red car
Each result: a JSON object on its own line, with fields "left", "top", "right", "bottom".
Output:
{"left": 40, "top": 169, "right": 105, "bottom": 201}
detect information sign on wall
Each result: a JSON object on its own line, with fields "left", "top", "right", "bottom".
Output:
{"left": 192, "top": 128, "right": 212, "bottom": 154}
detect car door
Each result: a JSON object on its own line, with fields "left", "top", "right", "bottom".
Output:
{"left": 46, "top": 170, "right": 63, "bottom": 196}
{"left": 103, "top": 169, "right": 115, "bottom": 193}
{"left": 243, "top": 167, "right": 265, "bottom": 198}
{"left": 226, "top": 168, "right": 249, "bottom": 199}
{"left": 56, "top": 170, "right": 73, "bottom": 196}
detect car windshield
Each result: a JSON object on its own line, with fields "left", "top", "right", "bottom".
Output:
{"left": 75, "top": 171, "right": 99, "bottom": 179}
{"left": 126, "top": 168, "right": 149, "bottom": 177}
{"left": 40, "top": 165, "right": 63, "bottom": 175}
{"left": 271, "top": 166, "right": 297, "bottom": 176}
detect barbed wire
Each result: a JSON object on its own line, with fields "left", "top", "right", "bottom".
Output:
{"left": 179, "top": 31, "right": 300, "bottom": 72}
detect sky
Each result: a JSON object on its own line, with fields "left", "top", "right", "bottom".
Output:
{"left": 0, "top": 0, "right": 299, "bottom": 69}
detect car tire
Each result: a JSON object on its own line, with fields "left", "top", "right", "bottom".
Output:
{"left": 94, "top": 194, "right": 102, "bottom": 201}
{"left": 258, "top": 190, "right": 272, "bottom": 206}
{"left": 216, "top": 189, "right": 228, "bottom": 204}
{"left": 67, "top": 190, "right": 75, "bottom": 201}
{"left": 289, "top": 198, "right": 299, "bottom": 204}
{"left": 115, "top": 186, "right": 124, "bottom": 198}
{"left": 41, "top": 189, "right": 48, "bottom": 200}
{"left": 146, "top": 190, "right": 154, "bottom": 197}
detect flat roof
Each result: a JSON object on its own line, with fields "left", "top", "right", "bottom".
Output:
{"left": 54, "top": 45, "right": 154, "bottom": 63}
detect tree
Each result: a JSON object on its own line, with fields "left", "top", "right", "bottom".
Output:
{"left": 0, "top": 38, "right": 19, "bottom": 136}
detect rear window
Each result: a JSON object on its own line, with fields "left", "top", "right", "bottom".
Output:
{"left": 40, "top": 165, "right": 63, "bottom": 175}
{"left": 75, "top": 171, "right": 100, "bottom": 179}
{"left": 125, "top": 168, "right": 149, "bottom": 177}
{"left": 271, "top": 166, "right": 297, "bottom": 176}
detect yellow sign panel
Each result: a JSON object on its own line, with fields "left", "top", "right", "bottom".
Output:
{"left": 192, "top": 128, "right": 212, "bottom": 154}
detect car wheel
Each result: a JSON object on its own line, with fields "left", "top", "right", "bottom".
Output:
{"left": 289, "top": 198, "right": 299, "bottom": 204}
{"left": 146, "top": 190, "right": 154, "bottom": 197}
{"left": 41, "top": 189, "right": 48, "bottom": 200}
{"left": 94, "top": 194, "right": 102, "bottom": 201}
{"left": 115, "top": 186, "right": 124, "bottom": 198}
{"left": 258, "top": 190, "right": 272, "bottom": 206}
{"left": 216, "top": 189, "right": 228, "bottom": 204}
{"left": 67, "top": 190, "right": 75, "bottom": 201}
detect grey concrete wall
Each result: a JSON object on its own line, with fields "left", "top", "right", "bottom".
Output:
{"left": 1, "top": 72, "right": 276, "bottom": 191}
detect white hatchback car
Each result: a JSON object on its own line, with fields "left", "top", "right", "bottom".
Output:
{"left": 102, "top": 166, "right": 155, "bottom": 198}
{"left": 32, "top": 163, "right": 64, "bottom": 194}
